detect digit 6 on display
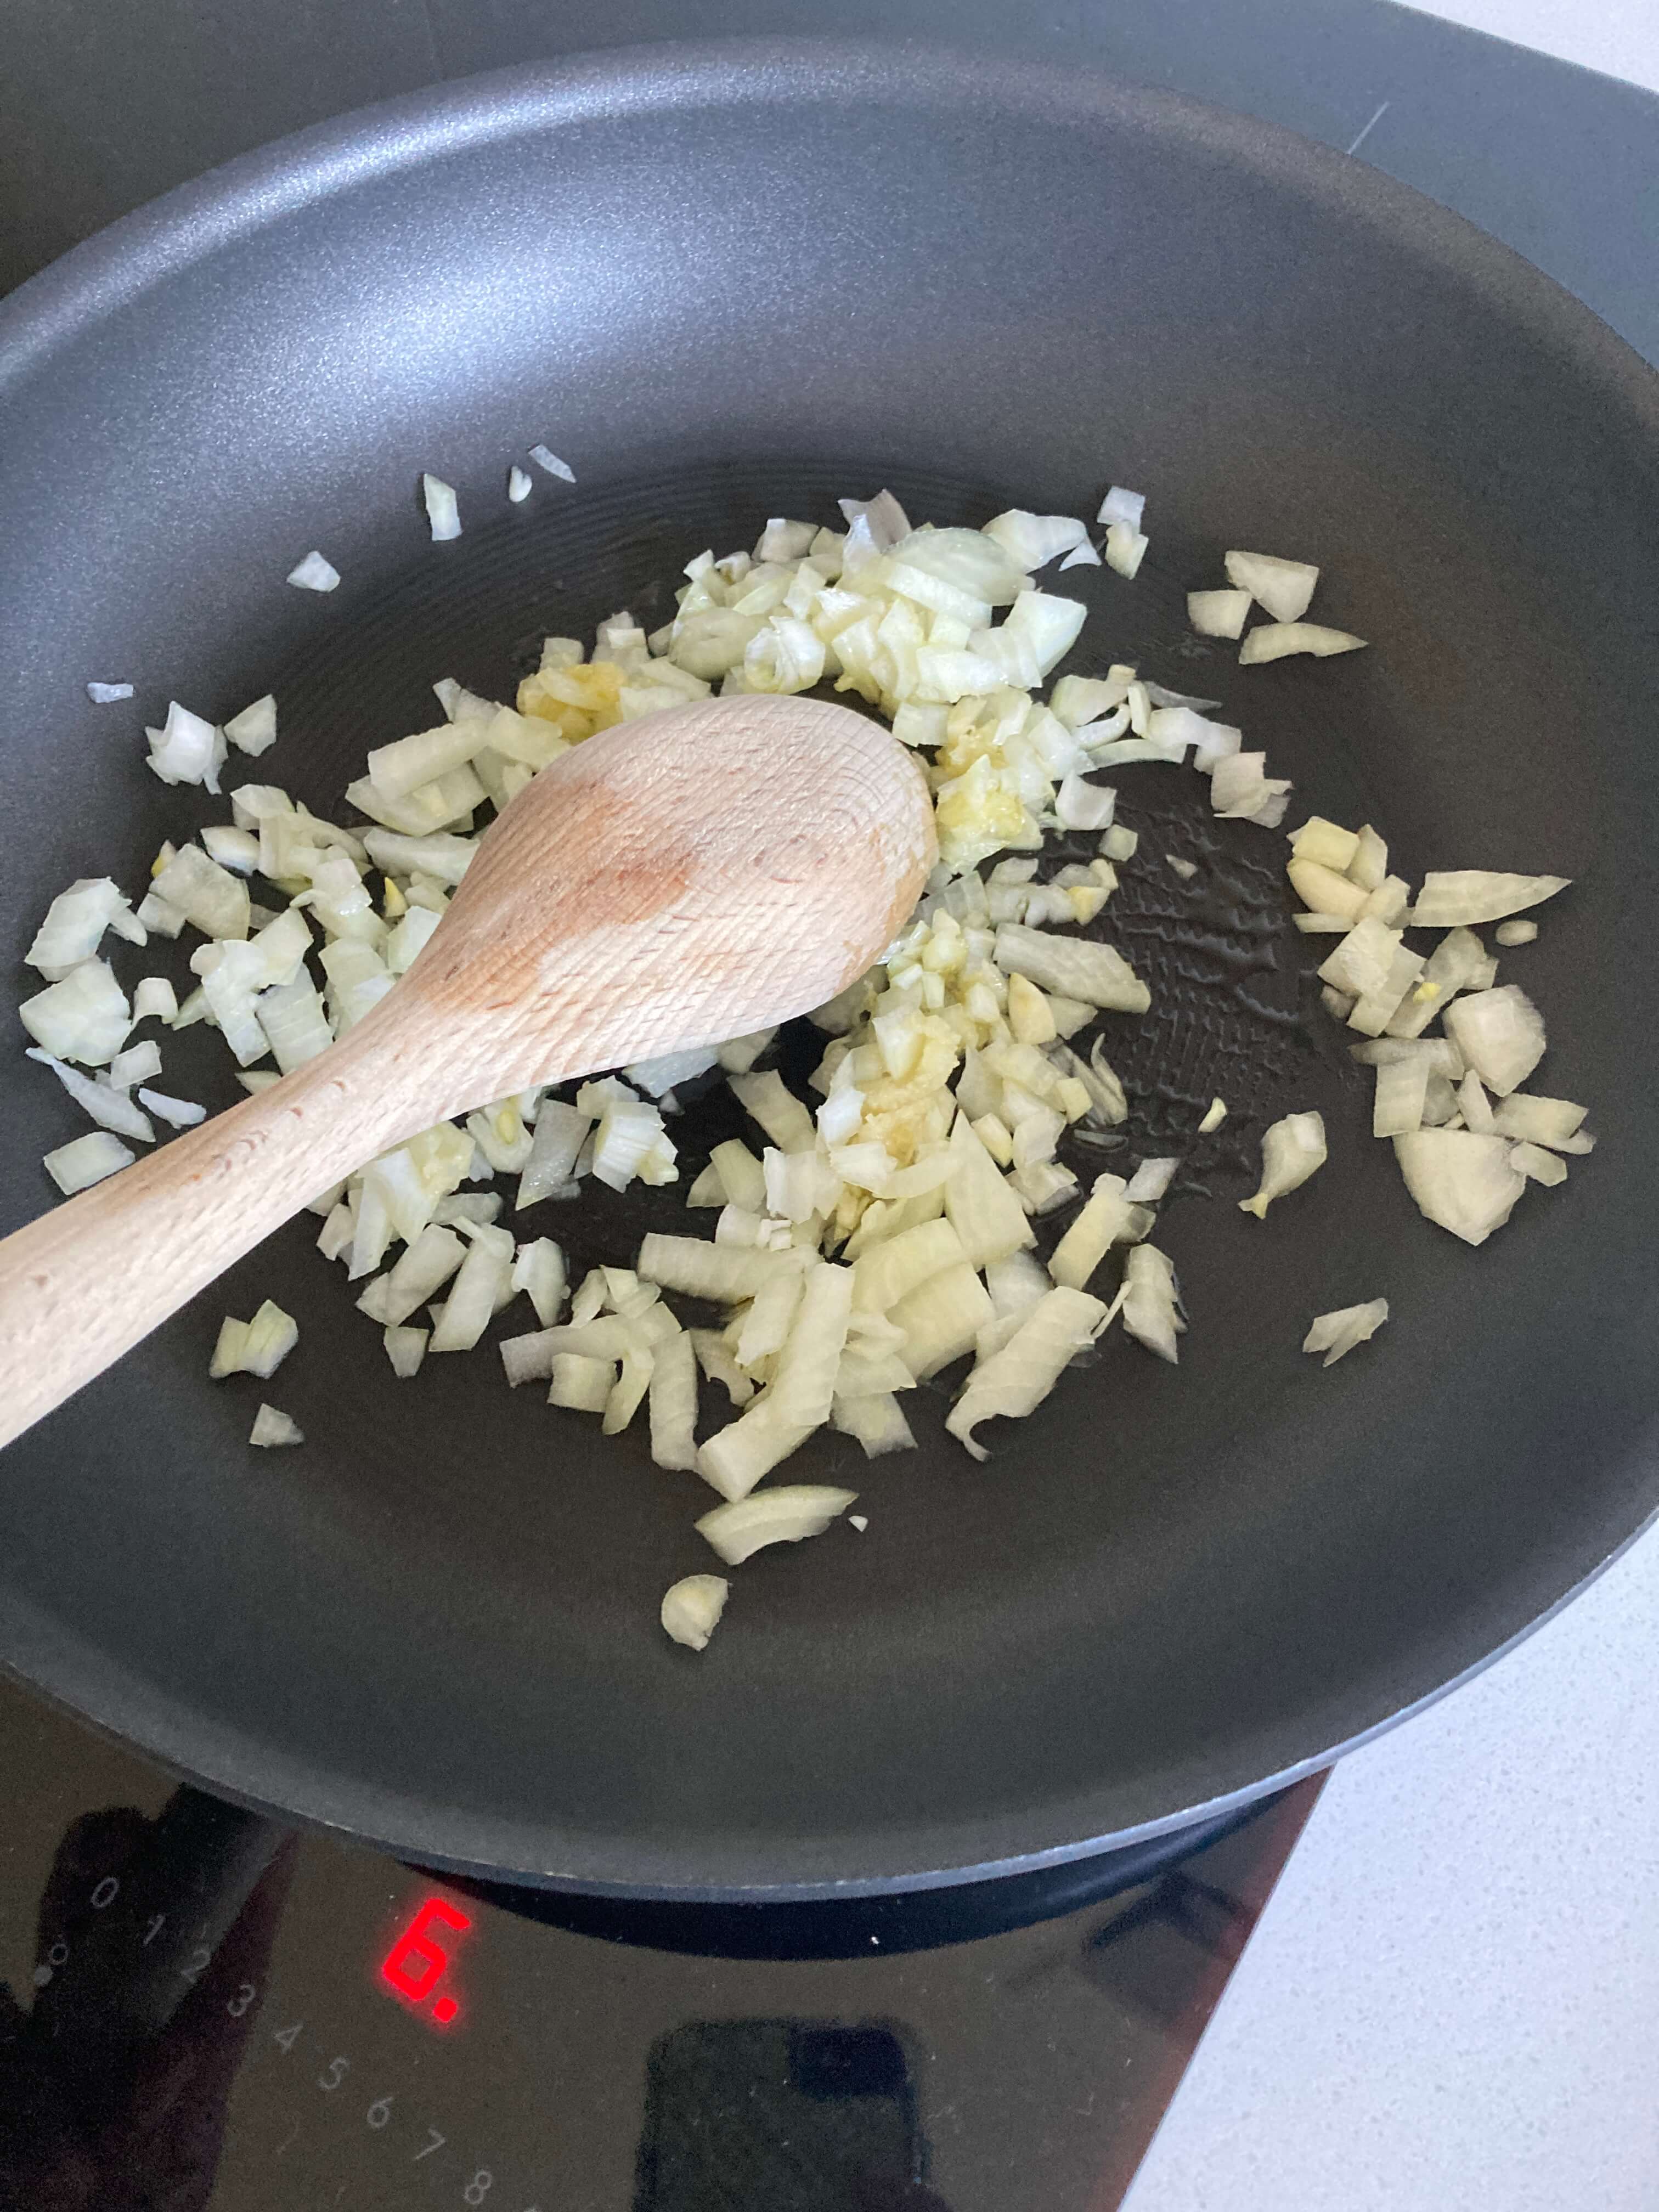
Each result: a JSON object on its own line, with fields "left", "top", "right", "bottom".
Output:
{"left": 379, "top": 1896, "right": 471, "bottom": 2027}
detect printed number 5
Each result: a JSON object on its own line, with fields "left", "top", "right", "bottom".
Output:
{"left": 318, "top": 2056, "right": 349, "bottom": 2092}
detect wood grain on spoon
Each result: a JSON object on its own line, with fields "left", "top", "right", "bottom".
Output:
{"left": 0, "top": 696, "right": 935, "bottom": 1450}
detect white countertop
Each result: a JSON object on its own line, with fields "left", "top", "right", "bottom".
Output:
{"left": 1122, "top": 18, "right": 1659, "bottom": 2200}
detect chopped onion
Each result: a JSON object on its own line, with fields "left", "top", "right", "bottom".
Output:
{"left": 1494, "top": 919, "right": 1539, "bottom": 947}
{"left": 1239, "top": 622, "right": 1366, "bottom": 664}
{"left": 421, "top": 474, "right": 461, "bottom": 540}
{"left": 947, "top": 1287, "right": 1109, "bottom": 1459}
{"left": 151, "top": 845, "right": 250, "bottom": 940}
{"left": 729, "top": 1068, "right": 816, "bottom": 1152}
{"left": 137, "top": 1087, "right": 206, "bottom": 1128}
{"left": 26, "top": 1047, "right": 154, "bottom": 1140}
{"left": 1442, "top": 985, "right": 1545, "bottom": 1098}
{"left": 889, "top": 1261, "right": 994, "bottom": 1379}
{"left": 1410, "top": 872, "right": 1569, "bottom": 928}
{"left": 1096, "top": 487, "right": 1144, "bottom": 532}
{"left": 1187, "top": 589, "right": 1251, "bottom": 639}
{"left": 43, "top": 1129, "right": 133, "bottom": 1193}
{"left": 695, "top": 1486, "right": 857, "bottom": 1567}
{"left": 249, "top": 1403, "right": 303, "bottom": 1447}
{"left": 1055, "top": 774, "right": 1117, "bottom": 830}
{"left": 1239, "top": 1110, "right": 1327, "bottom": 1218}
{"left": 529, "top": 445, "right": 575, "bottom": 482}
{"left": 943, "top": 1112, "right": 1035, "bottom": 1268}
{"left": 286, "top": 551, "right": 340, "bottom": 591}
{"left": 983, "top": 510, "right": 1091, "bottom": 570}
{"left": 1394, "top": 1128, "right": 1527, "bottom": 1245}
{"left": 1488, "top": 1093, "right": 1592, "bottom": 1152}
{"left": 1048, "top": 1172, "right": 1135, "bottom": 1290}
{"left": 1125, "top": 1156, "right": 1178, "bottom": 1203}
{"left": 1198, "top": 1097, "right": 1227, "bottom": 1134}
{"left": 383, "top": 1325, "right": 428, "bottom": 1377}
{"left": 145, "top": 700, "right": 224, "bottom": 791}
{"left": 637, "top": 1233, "right": 805, "bottom": 1304}
{"left": 1104, "top": 523, "right": 1148, "bottom": 577}
{"left": 1059, "top": 540, "right": 1102, "bottom": 570}
{"left": 27, "top": 878, "right": 146, "bottom": 979}
{"left": 1303, "top": 1299, "right": 1388, "bottom": 1367}
{"left": 1511, "top": 1141, "right": 1568, "bottom": 1187}
{"left": 833, "top": 1391, "right": 917, "bottom": 1457}
{"left": 1118, "top": 1243, "right": 1183, "bottom": 1362}
{"left": 86, "top": 681, "right": 134, "bottom": 703}
{"left": 550, "top": 1352, "right": 615, "bottom": 1410}
{"left": 1373, "top": 1057, "right": 1428, "bottom": 1138}
{"left": 661, "top": 1572, "right": 729, "bottom": 1650}
{"left": 1223, "top": 550, "right": 1319, "bottom": 624}
{"left": 994, "top": 924, "right": 1150, "bottom": 1013}
{"left": 428, "top": 1224, "right": 514, "bottom": 1352}
{"left": 224, "top": 693, "right": 278, "bottom": 757}
{"left": 21, "top": 958, "right": 131, "bottom": 1067}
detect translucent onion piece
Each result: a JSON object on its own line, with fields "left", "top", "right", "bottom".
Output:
{"left": 1373, "top": 1057, "right": 1429, "bottom": 1139}
{"left": 943, "top": 1112, "right": 1035, "bottom": 1268}
{"left": 832, "top": 1391, "right": 917, "bottom": 1457}
{"left": 994, "top": 924, "right": 1150, "bottom": 1013}
{"left": 287, "top": 551, "right": 340, "bottom": 591}
{"left": 43, "top": 1130, "right": 133, "bottom": 1194}
{"left": 1239, "top": 1111, "right": 1327, "bottom": 1218}
{"left": 421, "top": 474, "right": 461, "bottom": 540}
{"left": 946, "top": 1287, "right": 1109, "bottom": 1460}
{"left": 249, "top": 1403, "right": 304, "bottom": 1447}
{"left": 1494, "top": 919, "right": 1539, "bottom": 947}
{"left": 86, "top": 681, "right": 134, "bottom": 703}
{"left": 647, "top": 1330, "right": 700, "bottom": 1471}
{"left": 1118, "top": 1244, "right": 1184, "bottom": 1362}
{"left": 1303, "top": 1299, "right": 1389, "bottom": 1367}
{"left": 1488, "top": 1093, "right": 1593, "bottom": 1153}
{"left": 549, "top": 1353, "right": 616, "bottom": 1411}
{"left": 1441, "top": 985, "right": 1545, "bottom": 1098}
{"left": 21, "top": 958, "right": 132, "bottom": 1067}
{"left": 137, "top": 1087, "right": 206, "bottom": 1128}
{"left": 1239, "top": 622, "right": 1366, "bottom": 664}
{"left": 529, "top": 445, "right": 575, "bottom": 482}
{"left": 1187, "top": 589, "right": 1250, "bottom": 639}
{"left": 661, "top": 1573, "right": 729, "bottom": 1651}
{"left": 983, "top": 510, "right": 1091, "bottom": 571}
{"left": 27, "top": 878, "right": 141, "bottom": 980}
{"left": 1047, "top": 1172, "right": 1135, "bottom": 1291}
{"left": 889, "top": 1261, "right": 994, "bottom": 1380}
{"left": 637, "top": 1234, "right": 806, "bottom": 1303}
{"left": 225, "top": 693, "right": 278, "bottom": 756}
{"left": 1511, "top": 1142, "right": 1568, "bottom": 1187}
{"left": 1198, "top": 1097, "right": 1227, "bottom": 1134}
{"left": 26, "top": 1049, "right": 153, "bottom": 1141}
{"left": 695, "top": 1487, "right": 857, "bottom": 1567}
{"left": 1410, "top": 872, "right": 1570, "bottom": 928}
{"left": 383, "top": 1325, "right": 429, "bottom": 1377}
{"left": 1223, "top": 550, "right": 1319, "bottom": 624}
{"left": 1394, "top": 1128, "right": 1528, "bottom": 1245}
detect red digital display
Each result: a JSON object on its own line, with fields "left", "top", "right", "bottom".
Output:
{"left": 380, "top": 1895, "right": 472, "bottom": 2029}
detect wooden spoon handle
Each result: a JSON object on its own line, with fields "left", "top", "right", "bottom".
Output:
{"left": 0, "top": 1019, "right": 434, "bottom": 1451}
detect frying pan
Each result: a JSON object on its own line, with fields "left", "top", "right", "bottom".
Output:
{"left": 1, "top": 43, "right": 1656, "bottom": 1900}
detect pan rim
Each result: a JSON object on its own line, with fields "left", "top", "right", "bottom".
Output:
{"left": 2, "top": 38, "right": 1657, "bottom": 1895}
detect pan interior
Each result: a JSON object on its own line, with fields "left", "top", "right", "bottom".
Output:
{"left": 0, "top": 48, "right": 1656, "bottom": 1894}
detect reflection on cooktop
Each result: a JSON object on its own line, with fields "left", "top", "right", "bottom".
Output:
{"left": 0, "top": 1664, "right": 1323, "bottom": 2212}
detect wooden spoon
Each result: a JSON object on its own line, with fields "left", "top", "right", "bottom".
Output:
{"left": 0, "top": 696, "right": 935, "bottom": 1449}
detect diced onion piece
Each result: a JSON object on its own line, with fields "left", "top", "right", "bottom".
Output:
{"left": 144, "top": 700, "right": 224, "bottom": 791}
{"left": 1441, "top": 985, "right": 1545, "bottom": 1098}
{"left": 1488, "top": 1094, "right": 1592, "bottom": 1152}
{"left": 850, "top": 1217, "right": 965, "bottom": 1314}
{"left": 1373, "top": 1057, "right": 1429, "bottom": 1138}
{"left": 729, "top": 1068, "right": 816, "bottom": 1152}
{"left": 943, "top": 1112, "right": 1035, "bottom": 1268}
{"left": 43, "top": 1129, "right": 132, "bottom": 1194}
{"left": 1290, "top": 817, "right": 1360, "bottom": 874}
{"left": 510, "top": 1238, "right": 566, "bottom": 1326}
{"left": 421, "top": 474, "right": 461, "bottom": 540}
{"left": 256, "top": 977, "right": 332, "bottom": 1073}
{"left": 1118, "top": 1244, "right": 1183, "bottom": 1362}
{"left": 638, "top": 1233, "right": 805, "bottom": 1303}
{"left": 26, "top": 1048, "right": 154, "bottom": 1141}
{"left": 1239, "top": 622, "right": 1366, "bottom": 664}
{"left": 1511, "top": 1141, "right": 1568, "bottom": 1186}
{"left": 1457, "top": 1072, "right": 1494, "bottom": 1134}
{"left": 1289, "top": 861, "right": 1368, "bottom": 923}
{"left": 87, "top": 680, "right": 134, "bottom": 703}
{"left": 994, "top": 924, "right": 1150, "bottom": 1014}
{"left": 243, "top": 1300, "right": 298, "bottom": 1377}
{"left": 983, "top": 510, "right": 1091, "bottom": 570}
{"left": 1097, "top": 486, "right": 1144, "bottom": 532}
{"left": 1223, "top": 550, "right": 1319, "bottom": 624}
{"left": 1104, "top": 523, "right": 1148, "bottom": 577}
{"left": 507, "top": 465, "right": 533, "bottom": 502}
{"left": 661, "top": 1573, "right": 729, "bottom": 1651}
{"left": 27, "top": 878, "right": 143, "bottom": 979}
{"left": 947, "top": 1286, "right": 1108, "bottom": 1459}
{"left": 137, "top": 1087, "right": 206, "bottom": 1128}
{"left": 1055, "top": 774, "right": 1116, "bottom": 830}
{"left": 428, "top": 1227, "right": 514, "bottom": 1351}
{"left": 249, "top": 1403, "right": 303, "bottom": 1447}
{"left": 695, "top": 1486, "right": 857, "bottom": 1567}
{"left": 889, "top": 1261, "right": 994, "bottom": 1380}
{"left": 287, "top": 551, "right": 340, "bottom": 591}
{"left": 833, "top": 1391, "right": 917, "bottom": 1456}
{"left": 1410, "top": 872, "right": 1570, "bottom": 928}
{"left": 1059, "top": 540, "right": 1101, "bottom": 570}
{"left": 1494, "top": 919, "right": 1538, "bottom": 947}
{"left": 1239, "top": 1110, "right": 1327, "bottom": 1218}
{"left": 1303, "top": 1299, "right": 1389, "bottom": 1367}
{"left": 645, "top": 1329, "right": 699, "bottom": 1471}
{"left": 1124, "top": 1156, "right": 1178, "bottom": 1203}
{"left": 383, "top": 1326, "right": 428, "bottom": 1377}
{"left": 151, "top": 845, "right": 250, "bottom": 940}
{"left": 1395, "top": 1128, "right": 1528, "bottom": 1245}
{"left": 529, "top": 444, "right": 575, "bottom": 482}
{"left": 21, "top": 958, "right": 132, "bottom": 1066}
{"left": 1048, "top": 1172, "right": 1134, "bottom": 1290}
{"left": 224, "top": 693, "right": 278, "bottom": 757}
{"left": 549, "top": 1353, "right": 616, "bottom": 1410}
{"left": 1187, "top": 589, "right": 1250, "bottom": 639}
{"left": 1198, "top": 1097, "right": 1227, "bottom": 1134}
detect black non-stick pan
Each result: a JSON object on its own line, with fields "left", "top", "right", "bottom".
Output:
{"left": 1, "top": 44, "right": 1656, "bottom": 1898}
